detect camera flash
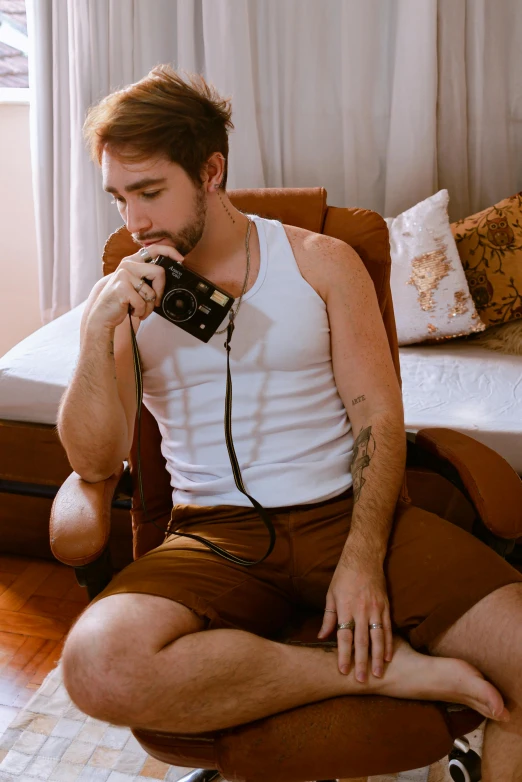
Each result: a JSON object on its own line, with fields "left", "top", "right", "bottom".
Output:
{"left": 210, "top": 291, "right": 229, "bottom": 306}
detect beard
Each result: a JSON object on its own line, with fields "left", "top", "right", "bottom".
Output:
{"left": 172, "top": 185, "right": 207, "bottom": 255}
{"left": 134, "top": 185, "right": 207, "bottom": 257}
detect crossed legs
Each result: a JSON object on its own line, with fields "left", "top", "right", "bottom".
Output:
{"left": 62, "top": 583, "right": 522, "bottom": 780}
{"left": 61, "top": 494, "right": 522, "bottom": 778}
{"left": 62, "top": 589, "right": 507, "bottom": 730}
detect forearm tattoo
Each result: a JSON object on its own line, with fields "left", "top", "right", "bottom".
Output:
{"left": 352, "top": 425, "right": 376, "bottom": 503}
{"left": 352, "top": 394, "right": 366, "bottom": 406}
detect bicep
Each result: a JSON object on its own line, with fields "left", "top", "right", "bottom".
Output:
{"left": 326, "top": 249, "right": 403, "bottom": 432}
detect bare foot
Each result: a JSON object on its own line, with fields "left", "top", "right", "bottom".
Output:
{"left": 370, "top": 637, "right": 509, "bottom": 723}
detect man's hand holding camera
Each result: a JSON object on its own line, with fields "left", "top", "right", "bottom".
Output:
{"left": 89, "top": 244, "right": 185, "bottom": 330}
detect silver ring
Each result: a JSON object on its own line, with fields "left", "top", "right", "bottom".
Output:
{"left": 139, "top": 247, "right": 153, "bottom": 262}
{"left": 337, "top": 620, "right": 355, "bottom": 631}
{"left": 140, "top": 289, "right": 155, "bottom": 303}
{"left": 369, "top": 623, "right": 384, "bottom": 630}
{"left": 134, "top": 279, "right": 145, "bottom": 293}
{"left": 324, "top": 609, "right": 337, "bottom": 613}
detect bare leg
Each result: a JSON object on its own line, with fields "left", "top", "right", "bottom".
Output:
{"left": 62, "top": 594, "right": 506, "bottom": 734}
{"left": 429, "top": 583, "right": 522, "bottom": 782}
{"left": 133, "top": 633, "right": 505, "bottom": 733}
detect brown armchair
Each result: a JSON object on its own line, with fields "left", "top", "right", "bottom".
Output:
{"left": 50, "top": 189, "right": 522, "bottom": 782}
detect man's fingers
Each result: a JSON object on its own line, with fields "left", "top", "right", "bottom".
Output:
{"left": 137, "top": 243, "right": 184, "bottom": 264}
{"left": 128, "top": 288, "right": 152, "bottom": 321}
{"left": 354, "top": 616, "right": 370, "bottom": 683}
{"left": 117, "top": 263, "right": 162, "bottom": 300}
{"left": 336, "top": 623, "right": 354, "bottom": 674}
{"left": 383, "top": 610, "right": 394, "bottom": 663}
{"left": 127, "top": 276, "right": 156, "bottom": 320}
{"left": 369, "top": 620, "right": 385, "bottom": 678}
{"left": 318, "top": 607, "right": 337, "bottom": 639}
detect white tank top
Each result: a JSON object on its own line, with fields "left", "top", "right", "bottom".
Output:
{"left": 136, "top": 215, "right": 354, "bottom": 507}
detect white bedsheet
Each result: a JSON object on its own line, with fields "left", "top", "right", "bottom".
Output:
{"left": 1, "top": 303, "right": 521, "bottom": 472}
{"left": 0, "top": 302, "right": 85, "bottom": 426}
{"left": 400, "top": 343, "right": 522, "bottom": 473}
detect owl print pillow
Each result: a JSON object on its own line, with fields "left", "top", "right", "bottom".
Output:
{"left": 385, "top": 190, "right": 485, "bottom": 346}
{"left": 451, "top": 192, "right": 522, "bottom": 327}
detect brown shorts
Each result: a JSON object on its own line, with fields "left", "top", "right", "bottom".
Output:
{"left": 90, "top": 490, "right": 522, "bottom": 651}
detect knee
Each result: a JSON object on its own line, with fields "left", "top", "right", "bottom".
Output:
{"left": 61, "top": 619, "right": 153, "bottom": 725}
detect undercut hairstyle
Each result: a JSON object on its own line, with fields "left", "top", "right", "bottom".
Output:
{"left": 83, "top": 64, "right": 234, "bottom": 189}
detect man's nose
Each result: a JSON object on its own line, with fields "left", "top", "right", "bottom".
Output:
{"left": 125, "top": 201, "right": 152, "bottom": 234}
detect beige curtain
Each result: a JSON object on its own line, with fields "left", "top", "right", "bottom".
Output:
{"left": 26, "top": 0, "right": 522, "bottom": 321}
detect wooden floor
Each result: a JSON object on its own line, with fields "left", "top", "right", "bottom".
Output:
{"left": 0, "top": 553, "right": 89, "bottom": 736}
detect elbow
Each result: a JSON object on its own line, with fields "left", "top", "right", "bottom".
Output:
{"left": 73, "top": 464, "right": 123, "bottom": 484}
{"left": 57, "top": 413, "right": 127, "bottom": 484}
{"left": 63, "top": 444, "right": 125, "bottom": 485}
{"left": 68, "top": 446, "right": 126, "bottom": 484}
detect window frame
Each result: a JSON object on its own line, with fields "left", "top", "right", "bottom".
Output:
{"left": 0, "top": 87, "right": 29, "bottom": 104}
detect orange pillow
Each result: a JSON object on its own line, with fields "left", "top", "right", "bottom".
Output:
{"left": 451, "top": 193, "right": 522, "bottom": 327}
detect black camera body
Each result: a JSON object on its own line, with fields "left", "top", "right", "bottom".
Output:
{"left": 145, "top": 256, "right": 235, "bottom": 343}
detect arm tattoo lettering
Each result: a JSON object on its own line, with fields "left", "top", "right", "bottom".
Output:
{"left": 352, "top": 394, "right": 366, "bottom": 406}
{"left": 351, "top": 425, "right": 376, "bottom": 503}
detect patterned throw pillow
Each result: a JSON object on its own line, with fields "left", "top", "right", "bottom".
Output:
{"left": 451, "top": 192, "right": 522, "bottom": 327}
{"left": 386, "top": 190, "right": 485, "bottom": 346}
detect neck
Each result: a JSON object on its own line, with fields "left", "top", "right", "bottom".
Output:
{"left": 184, "top": 191, "right": 250, "bottom": 274}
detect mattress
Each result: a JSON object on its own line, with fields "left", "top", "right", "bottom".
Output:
{"left": 0, "top": 302, "right": 86, "bottom": 426}
{"left": 400, "top": 342, "right": 522, "bottom": 473}
{"left": 1, "top": 303, "right": 521, "bottom": 472}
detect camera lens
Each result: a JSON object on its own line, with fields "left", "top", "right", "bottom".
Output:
{"left": 162, "top": 288, "right": 197, "bottom": 322}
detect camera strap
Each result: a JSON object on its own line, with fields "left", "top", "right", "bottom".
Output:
{"left": 128, "top": 311, "right": 276, "bottom": 567}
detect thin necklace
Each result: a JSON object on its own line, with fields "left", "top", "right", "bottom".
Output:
{"left": 215, "top": 217, "right": 252, "bottom": 335}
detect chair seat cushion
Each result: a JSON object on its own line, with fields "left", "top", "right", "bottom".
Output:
{"left": 134, "top": 696, "right": 481, "bottom": 782}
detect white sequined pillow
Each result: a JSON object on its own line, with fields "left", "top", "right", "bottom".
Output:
{"left": 385, "top": 190, "right": 485, "bottom": 346}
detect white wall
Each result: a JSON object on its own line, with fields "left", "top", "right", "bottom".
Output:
{"left": 0, "top": 101, "right": 41, "bottom": 357}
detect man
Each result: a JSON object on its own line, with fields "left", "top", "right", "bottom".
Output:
{"left": 58, "top": 65, "right": 522, "bottom": 780}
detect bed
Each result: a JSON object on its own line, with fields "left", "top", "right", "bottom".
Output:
{"left": 1, "top": 302, "right": 521, "bottom": 564}
{"left": 400, "top": 342, "right": 522, "bottom": 474}
{"left": 0, "top": 302, "right": 133, "bottom": 567}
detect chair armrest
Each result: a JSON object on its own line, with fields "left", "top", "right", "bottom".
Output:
{"left": 408, "top": 428, "right": 522, "bottom": 539}
{"left": 50, "top": 464, "right": 124, "bottom": 567}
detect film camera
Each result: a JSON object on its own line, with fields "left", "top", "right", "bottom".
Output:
{"left": 144, "top": 256, "right": 235, "bottom": 343}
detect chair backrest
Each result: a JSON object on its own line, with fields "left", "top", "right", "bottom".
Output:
{"left": 102, "top": 188, "right": 404, "bottom": 558}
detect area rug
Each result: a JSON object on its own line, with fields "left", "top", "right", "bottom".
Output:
{"left": 0, "top": 661, "right": 484, "bottom": 782}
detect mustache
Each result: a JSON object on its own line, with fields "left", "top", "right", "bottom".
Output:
{"left": 133, "top": 231, "right": 173, "bottom": 244}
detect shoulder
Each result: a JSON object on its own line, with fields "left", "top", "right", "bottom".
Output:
{"left": 282, "top": 223, "right": 368, "bottom": 303}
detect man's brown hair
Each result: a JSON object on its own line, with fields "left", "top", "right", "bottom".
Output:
{"left": 83, "top": 65, "right": 234, "bottom": 189}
